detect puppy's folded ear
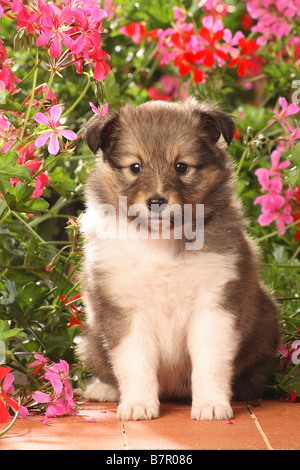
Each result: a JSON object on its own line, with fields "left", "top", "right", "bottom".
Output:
{"left": 83, "top": 112, "right": 118, "bottom": 154}
{"left": 201, "top": 110, "right": 235, "bottom": 146}
{"left": 191, "top": 101, "right": 236, "bottom": 145}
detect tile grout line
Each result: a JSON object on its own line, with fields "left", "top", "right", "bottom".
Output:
{"left": 120, "top": 420, "right": 129, "bottom": 450}
{"left": 246, "top": 403, "right": 273, "bottom": 450}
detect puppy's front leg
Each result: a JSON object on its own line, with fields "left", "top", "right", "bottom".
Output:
{"left": 111, "top": 317, "right": 160, "bottom": 421}
{"left": 188, "top": 308, "right": 238, "bottom": 420}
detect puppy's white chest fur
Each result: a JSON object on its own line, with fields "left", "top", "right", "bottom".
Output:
{"left": 83, "top": 208, "right": 238, "bottom": 403}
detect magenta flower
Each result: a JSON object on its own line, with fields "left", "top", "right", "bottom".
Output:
{"left": 274, "top": 97, "right": 300, "bottom": 133}
{"left": 255, "top": 146, "right": 290, "bottom": 192}
{"left": 31, "top": 358, "right": 77, "bottom": 421}
{"left": 28, "top": 353, "right": 48, "bottom": 369}
{"left": 254, "top": 193, "right": 294, "bottom": 234}
{"left": 34, "top": 105, "right": 77, "bottom": 155}
{"left": 32, "top": 390, "right": 67, "bottom": 418}
{"left": 254, "top": 142, "right": 297, "bottom": 235}
{"left": 68, "top": 5, "right": 108, "bottom": 57}
{"left": 245, "top": 0, "right": 297, "bottom": 45}
{"left": 89, "top": 102, "right": 109, "bottom": 116}
{"left": 36, "top": 4, "right": 75, "bottom": 58}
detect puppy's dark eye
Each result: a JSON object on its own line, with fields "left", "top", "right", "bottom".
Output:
{"left": 175, "top": 162, "right": 189, "bottom": 174}
{"left": 129, "top": 163, "right": 142, "bottom": 175}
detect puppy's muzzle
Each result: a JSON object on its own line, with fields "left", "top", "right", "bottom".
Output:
{"left": 147, "top": 197, "right": 168, "bottom": 212}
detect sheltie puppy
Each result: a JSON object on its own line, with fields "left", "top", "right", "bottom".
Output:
{"left": 78, "top": 98, "right": 279, "bottom": 421}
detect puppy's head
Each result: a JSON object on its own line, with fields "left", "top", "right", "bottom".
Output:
{"left": 84, "top": 98, "right": 235, "bottom": 231}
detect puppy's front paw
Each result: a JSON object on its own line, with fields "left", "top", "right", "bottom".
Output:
{"left": 191, "top": 402, "right": 233, "bottom": 421}
{"left": 117, "top": 402, "right": 159, "bottom": 421}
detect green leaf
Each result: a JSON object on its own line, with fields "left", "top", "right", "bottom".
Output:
{"left": 1, "top": 181, "right": 49, "bottom": 213}
{"left": 0, "top": 151, "right": 30, "bottom": 181}
{"left": 0, "top": 279, "right": 17, "bottom": 305}
{"left": 21, "top": 197, "right": 49, "bottom": 214}
{"left": 50, "top": 167, "right": 77, "bottom": 196}
{"left": 0, "top": 320, "right": 27, "bottom": 342}
{"left": 23, "top": 235, "right": 45, "bottom": 268}
{"left": 0, "top": 100, "right": 24, "bottom": 115}
{"left": 277, "top": 373, "right": 300, "bottom": 395}
{"left": 16, "top": 281, "right": 49, "bottom": 311}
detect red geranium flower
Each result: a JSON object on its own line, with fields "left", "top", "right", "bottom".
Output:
{"left": 174, "top": 52, "right": 204, "bottom": 83}
{"left": 0, "top": 367, "right": 20, "bottom": 424}
{"left": 229, "top": 37, "right": 258, "bottom": 77}
{"left": 61, "top": 293, "right": 85, "bottom": 331}
{"left": 0, "top": 40, "right": 21, "bottom": 93}
{"left": 119, "top": 22, "right": 146, "bottom": 45}
{"left": 197, "top": 27, "right": 229, "bottom": 68}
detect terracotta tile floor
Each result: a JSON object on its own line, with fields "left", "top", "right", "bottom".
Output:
{"left": 0, "top": 400, "right": 299, "bottom": 451}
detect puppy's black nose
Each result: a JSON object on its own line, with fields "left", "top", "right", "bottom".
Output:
{"left": 147, "top": 197, "right": 168, "bottom": 211}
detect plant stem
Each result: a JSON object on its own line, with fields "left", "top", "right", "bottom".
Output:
{"left": 256, "top": 219, "right": 300, "bottom": 242}
{"left": 261, "top": 263, "right": 300, "bottom": 269}
{"left": 19, "top": 48, "right": 39, "bottom": 142}
{"left": 28, "top": 195, "right": 72, "bottom": 228}
{"left": 236, "top": 147, "right": 248, "bottom": 176}
{"left": 61, "top": 77, "right": 91, "bottom": 119}
{"left": 12, "top": 212, "right": 45, "bottom": 244}
{"left": 0, "top": 399, "right": 20, "bottom": 437}
{"left": 289, "top": 244, "right": 300, "bottom": 263}
{"left": 35, "top": 69, "right": 56, "bottom": 115}
{"left": 278, "top": 362, "right": 300, "bottom": 388}
{"left": 0, "top": 206, "right": 11, "bottom": 225}
{"left": 13, "top": 46, "right": 49, "bottom": 92}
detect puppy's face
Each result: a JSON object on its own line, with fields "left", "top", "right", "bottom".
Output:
{"left": 84, "top": 98, "right": 235, "bottom": 231}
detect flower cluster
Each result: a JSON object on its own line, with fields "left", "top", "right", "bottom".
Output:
{"left": 0, "top": 0, "right": 114, "bottom": 203}
{"left": 244, "top": 0, "right": 300, "bottom": 47}
{"left": 120, "top": 6, "right": 259, "bottom": 85}
{"left": 30, "top": 355, "right": 77, "bottom": 424}
{"left": 0, "top": 0, "right": 112, "bottom": 82}
{"left": 254, "top": 98, "right": 300, "bottom": 235}
{"left": 278, "top": 341, "right": 300, "bottom": 374}
{"left": 0, "top": 102, "right": 77, "bottom": 204}
{"left": 0, "top": 356, "right": 77, "bottom": 426}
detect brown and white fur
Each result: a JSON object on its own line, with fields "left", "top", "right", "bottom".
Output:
{"left": 78, "top": 98, "right": 279, "bottom": 421}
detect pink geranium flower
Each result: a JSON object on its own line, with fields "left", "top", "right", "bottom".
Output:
{"left": 70, "top": 5, "right": 108, "bottom": 56}
{"left": 89, "top": 102, "right": 108, "bottom": 116}
{"left": 35, "top": 4, "right": 75, "bottom": 58}
{"left": 274, "top": 97, "right": 300, "bottom": 133}
{"left": 31, "top": 358, "right": 77, "bottom": 421}
{"left": 28, "top": 354, "right": 48, "bottom": 370}
{"left": 34, "top": 105, "right": 77, "bottom": 155}
{"left": 255, "top": 193, "right": 294, "bottom": 234}
{"left": 255, "top": 146, "right": 290, "bottom": 192}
